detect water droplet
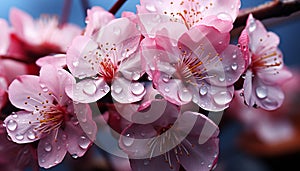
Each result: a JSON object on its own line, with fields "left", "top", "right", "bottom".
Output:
{"left": 144, "top": 160, "right": 150, "bottom": 165}
{"left": 7, "top": 120, "right": 17, "bottom": 131}
{"left": 178, "top": 88, "right": 192, "bottom": 102}
{"left": 113, "top": 27, "right": 121, "bottom": 35}
{"left": 83, "top": 82, "right": 97, "bottom": 95}
{"left": 164, "top": 87, "right": 170, "bottom": 93}
{"left": 12, "top": 113, "right": 18, "bottom": 118}
{"left": 162, "top": 75, "right": 170, "bottom": 83}
{"left": 217, "top": 12, "right": 232, "bottom": 21}
{"left": 78, "top": 74, "right": 87, "bottom": 79}
{"left": 44, "top": 142, "right": 52, "bottom": 152}
{"left": 248, "top": 19, "right": 256, "bottom": 32}
{"left": 131, "top": 83, "right": 145, "bottom": 96}
{"left": 213, "top": 91, "right": 232, "bottom": 105}
{"left": 145, "top": 4, "right": 156, "bottom": 12}
{"left": 132, "top": 72, "right": 140, "bottom": 81}
{"left": 219, "top": 76, "right": 225, "bottom": 82}
{"left": 71, "top": 154, "right": 78, "bottom": 159}
{"left": 208, "top": 164, "right": 212, "bottom": 168}
{"left": 27, "top": 131, "right": 36, "bottom": 140}
{"left": 72, "top": 61, "right": 79, "bottom": 67}
{"left": 79, "top": 136, "right": 90, "bottom": 149}
{"left": 15, "top": 134, "right": 24, "bottom": 140}
{"left": 218, "top": 41, "right": 223, "bottom": 45}
{"left": 42, "top": 87, "right": 49, "bottom": 92}
{"left": 122, "top": 133, "right": 134, "bottom": 147}
{"left": 231, "top": 63, "right": 238, "bottom": 71}
{"left": 41, "top": 159, "right": 45, "bottom": 163}
{"left": 113, "top": 85, "right": 122, "bottom": 94}
{"left": 201, "top": 161, "right": 205, "bottom": 165}
{"left": 232, "top": 54, "right": 237, "bottom": 59}
{"left": 256, "top": 86, "right": 267, "bottom": 99}
{"left": 199, "top": 86, "right": 208, "bottom": 96}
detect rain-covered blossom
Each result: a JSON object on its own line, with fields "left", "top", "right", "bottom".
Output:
{"left": 119, "top": 100, "right": 219, "bottom": 171}
{"left": 66, "top": 17, "right": 145, "bottom": 104}
{"left": 142, "top": 21, "right": 245, "bottom": 111}
{"left": 239, "top": 14, "right": 292, "bottom": 110}
{"left": 137, "top": 0, "right": 240, "bottom": 32}
{"left": 4, "top": 65, "right": 97, "bottom": 168}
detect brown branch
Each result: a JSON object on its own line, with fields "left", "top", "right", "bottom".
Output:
{"left": 233, "top": 0, "right": 300, "bottom": 29}
{"left": 60, "top": 0, "right": 72, "bottom": 25}
{"left": 109, "top": 0, "right": 127, "bottom": 15}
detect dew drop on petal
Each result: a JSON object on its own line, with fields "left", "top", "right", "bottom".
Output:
{"left": 12, "top": 113, "right": 18, "bottom": 118}
{"left": 131, "top": 82, "right": 145, "bottom": 96}
{"left": 213, "top": 91, "right": 232, "bottom": 105}
{"left": 178, "top": 88, "right": 192, "bottom": 102}
{"left": 219, "top": 76, "right": 225, "bottom": 82}
{"left": 71, "top": 154, "right": 78, "bottom": 159}
{"left": 27, "top": 131, "right": 36, "bottom": 140}
{"left": 113, "top": 84, "right": 123, "bottom": 94}
{"left": 231, "top": 63, "right": 238, "bottom": 71}
{"left": 44, "top": 142, "right": 52, "bottom": 152}
{"left": 131, "top": 72, "right": 140, "bottom": 81}
{"left": 145, "top": 4, "right": 156, "bottom": 12}
{"left": 15, "top": 134, "right": 24, "bottom": 140}
{"left": 83, "top": 82, "right": 97, "bottom": 95}
{"left": 122, "top": 133, "right": 134, "bottom": 147}
{"left": 79, "top": 136, "right": 90, "bottom": 150}
{"left": 162, "top": 75, "right": 170, "bottom": 83}
{"left": 208, "top": 164, "right": 212, "bottom": 168}
{"left": 7, "top": 120, "right": 17, "bottom": 131}
{"left": 248, "top": 19, "right": 256, "bottom": 32}
{"left": 217, "top": 12, "right": 232, "bottom": 21}
{"left": 73, "top": 61, "right": 79, "bottom": 67}
{"left": 199, "top": 86, "right": 208, "bottom": 96}
{"left": 256, "top": 86, "right": 267, "bottom": 99}
{"left": 164, "top": 86, "right": 170, "bottom": 93}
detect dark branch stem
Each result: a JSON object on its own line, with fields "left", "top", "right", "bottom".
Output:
{"left": 234, "top": 0, "right": 300, "bottom": 29}
{"left": 60, "top": 0, "right": 72, "bottom": 25}
{"left": 80, "top": 0, "right": 90, "bottom": 17}
{"left": 109, "top": 0, "right": 127, "bottom": 15}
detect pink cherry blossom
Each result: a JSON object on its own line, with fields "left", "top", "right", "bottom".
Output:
{"left": 36, "top": 54, "right": 67, "bottom": 68}
{"left": 142, "top": 24, "right": 245, "bottom": 111}
{"left": 238, "top": 14, "right": 292, "bottom": 110}
{"left": 66, "top": 18, "right": 145, "bottom": 103}
{"left": 119, "top": 100, "right": 219, "bottom": 171}
{"left": 9, "top": 8, "right": 81, "bottom": 55}
{"left": 137, "top": 0, "right": 241, "bottom": 32}
{"left": 84, "top": 6, "right": 115, "bottom": 37}
{"left": 4, "top": 65, "right": 97, "bottom": 168}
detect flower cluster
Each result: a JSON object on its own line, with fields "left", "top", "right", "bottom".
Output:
{"left": 0, "top": 0, "right": 292, "bottom": 171}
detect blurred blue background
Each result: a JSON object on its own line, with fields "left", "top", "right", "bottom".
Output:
{"left": 1, "top": 0, "right": 300, "bottom": 171}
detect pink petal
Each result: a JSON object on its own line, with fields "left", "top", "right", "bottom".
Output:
{"left": 119, "top": 124, "right": 157, "bottom": 158}
{"left": 8, "top": 75, "right": 54, "bottom": 111}
{"left": 0, "top": 19, "right": 10, "bottom": 55}
{"left": 200, "top": 15, "right": 233, "bottom": 33}
{"left": 119, "top": 52, "right": 144, "bottom": 81}
{"left": 36, "top": 54, "right": 67, "bottom": 68}
{"left": 208, "top": 45, "right": 245, "bottom": 86}
{"left": 238, "top": 29, "right": 250, "bottom": 68}
{"left": 65, "top": 78, "right": 109, "bottom": 103}
{"left": 0, "top": 77, "right": 8, "bottom": 110}
{"left": 191, "top": 81, "right": 234, "bottom": 111}
{"left": 64, "top": 121, "right": 94, "bottom": 158}
{"left": 1, "top": 59, "right": 29, "bottom": 83}
{"left": 85, "top": 6, "right": 115, "bottom": 36}
{"left": 37, "top": 130, "right": 67, "bottom": 168}
{"left": 111, "top": 77, "right": 146, "bottom": 103}
{"left": 175, "top": 112, "right": 219, "bottom": 170}
{"left": 9, "top": 8, "right": 39, "bottom": 45}
{"left": 66, "top": 35, "right": 99, "bottom": 78}
{"left": 257, "top": 65, "right": 292, "bottom": 85}
{"left": 4, "top": 111, "right": 43, "bottom": 144}
{"left": 246, "top": 14, "right": 280, "bottom": 54}
{"left": 95, "top": 18, "right": 141, "bottom": 62}
{"left": 39, "top": 65, "right": 73, "bottom": 105}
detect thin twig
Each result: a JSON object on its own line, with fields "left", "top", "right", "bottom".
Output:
{"left": 234, "top": 0, "right": 300, "bottom": 29}
{"left": 81, "top": 0, "right": 90, "bottom": 17}
{"left": 60, "top": 0, "right": 72, "bottom": 25}
{"left": 109, "top": 0, "right": 127, "bottom": 15}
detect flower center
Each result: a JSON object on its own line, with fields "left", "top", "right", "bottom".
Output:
{"left": 251, "top": 51, "right": 282, "bottom": 74}
{"left": 35, "top": 105, "right": 66, "bottom": 134}
{"left": 98, "top": 57, "right": 117, "bottom": 83}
